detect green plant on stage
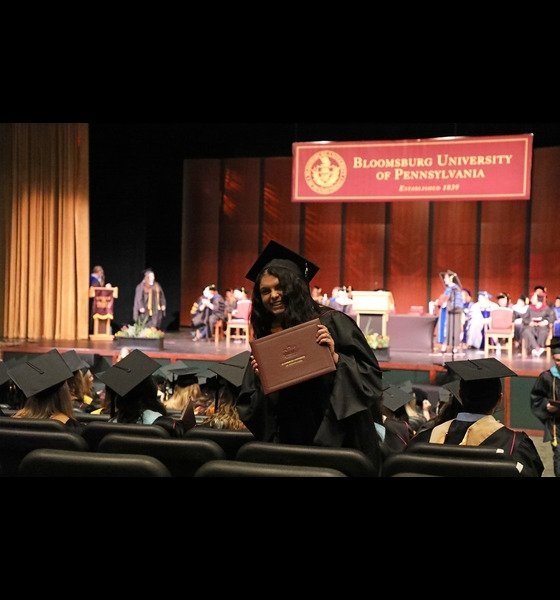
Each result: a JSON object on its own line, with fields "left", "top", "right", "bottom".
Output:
{"left": 114, "top": 316, "right": 165, "bottom": 338}
{"left": 364, "top": 332, "right": 389, "bottom": 349}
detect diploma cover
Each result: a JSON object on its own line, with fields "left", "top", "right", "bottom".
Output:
{"left": 250, "top": 318, "right": 336, "bottom": 395}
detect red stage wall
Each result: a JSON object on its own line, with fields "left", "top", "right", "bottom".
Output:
{"left": 181, "top": 147, "right": 560, "bottom": 325}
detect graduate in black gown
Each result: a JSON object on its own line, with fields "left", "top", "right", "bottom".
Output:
{"left": 407, "top": 358, "right": 544, "bottom": 477}
{"left": 235, "top": 241, "right": 385, "bottom": 473}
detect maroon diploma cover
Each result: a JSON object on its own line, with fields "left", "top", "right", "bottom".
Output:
{"left": 250, "top": 318, "right": 336, "bottom": 395}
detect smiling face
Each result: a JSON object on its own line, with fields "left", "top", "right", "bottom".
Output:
{"left": 259, "top": 273, "right": 285, "bottom": 316}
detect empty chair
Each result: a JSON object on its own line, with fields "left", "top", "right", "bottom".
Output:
{"left": 72, "top": 412, "right": 111, "bottom": 423}
{"left": 0, "top": 429, "right": 89, "bottom": 476}
{"left": 407, "top": 442, "right": 508, "bottom": 461}
{"left": 382, "top": 453, "right": 521, "bottom": 477}
{"left": 226, "top": 299, "right": 252, "bottom": 344}
{"left": 0, "top": 416, "right": 66, "bottom": 431}
{"left": 484, "top": 308, "right": 514, "bottom": 357}
{"left": 98, "top": 434, "right": 226, "bottom": 477}
{"left": 194, "top": 459, "right": 346, "bottom": 477}
{"left": 82, "top": 422, "right": 170, "bottom": 451}
{"left": 184, "top": 427, "right": 254, "bottom": 459}
{"left": 236, "top": 441, "right": 378, "bottom": 477}
{"left": 19, "top": 449, "right": 171, "bottom": 477}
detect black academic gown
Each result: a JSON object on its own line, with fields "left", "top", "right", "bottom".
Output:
{"left": 236, "top": 310, "right": 384, "bottom": 471}
{"left": 530, "top": 369, "right": 560, "bottom": 443}
{"left": 408, "top": 419, "right": 544, "bottom": 477}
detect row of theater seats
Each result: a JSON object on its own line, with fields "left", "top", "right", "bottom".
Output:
{"left": 0, "top": 415, "right": 523, "bottom": 476}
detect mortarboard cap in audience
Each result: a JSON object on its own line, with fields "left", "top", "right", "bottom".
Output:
{"left": 0, "top": 362, "right": 10, "bottom": 386}
{"left": 546, "top": 336, "right": 560, "bottom": 352}
{"left": 382, "top": 384, "right": 414, "bottom": 413}
{"left": 399, "top": 380, "right": 414, "bottom": 394}
{"left": 245, "top": 240, "right": 319, "bottom": 283}
{"left": 208, "top": 351, "right": 251, "bottom": 388}
{"left": 61, "top": 349, "right": 90, "bottom": 373}
{"left": 96, "top": 349, "right": 160, "bottom": 397}
{"left": 7, "top": 350, "right": 73, "bottom": 398}
{"left": 441, "top": 380, "right": 461, "bottom": 403}
{"left": 444, "top": 358, "right": 517, "bottom": 382}
{"left": 165, "top": 363, "right": 199, "bottom": 387}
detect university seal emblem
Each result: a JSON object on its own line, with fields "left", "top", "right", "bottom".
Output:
{"left": 304, "top": 151, "right": 347, "bottom": 195}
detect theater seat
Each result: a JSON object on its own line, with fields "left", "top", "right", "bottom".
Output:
{"left": 236, "top": 441, "right": 378, "bottom": 477}
{"left": 382, "top": 453, "right": 521, "bottom": 477}
{"left": 0, "top": 416, "right": 66, "bottom": 431}
{"left": 194, "top": 460, "right": 346, "bottom": 477}
{"left": 82, "top": 422, "right": 170, "bottom": 450}
{"left": 184, "top": 427, "right": 255, "bottom": 459}
{"left": 19, "top": 449, "right": 171, "bottom": 477}
{"left": 98, "top": 434, "right": 226, "bottom": 477}
{"left": 72, "top": 412, "right": 111, "bottom": 423}
{"left": 0, "top": 429, "right": 89, "bottom": 476}
{"left": 407, "top": 442, "right": 508, "bottom": 461}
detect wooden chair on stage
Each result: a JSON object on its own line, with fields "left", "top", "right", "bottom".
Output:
{"left": 484, "top": 308, "right": 515, "bottom": 358}
{"left": 226, "top": 299, "right": 252, "bottom": 345}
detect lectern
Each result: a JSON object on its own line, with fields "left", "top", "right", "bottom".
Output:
{"left": 89, "top": 286, "right": 118, "bottom": 340}
{"left": 351, "top": 291, "right": 395, "bottom": 337}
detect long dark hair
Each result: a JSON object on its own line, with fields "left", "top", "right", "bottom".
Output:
{"left": 114, "top": 377, "right": 168, "bottom": 423}
{"left": 250, "top": 266, "right": 330, "bottom": 338}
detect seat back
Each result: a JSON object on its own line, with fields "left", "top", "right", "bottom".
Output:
{"left": 185, "top": 427, "right": 254, "bottom": 459}
{"left": 236, "top": 441, "right": 378, "bottom": 477}
{"left": 0, "top": 429, "right": 89, "bottom": 476}
{"left": 81, "top": 422, "right": 170, "bottom": 450}
{"left": 72, "top": 412, "right": 111, "bottom": 423}
{"left": 226, "top": 300, "right": 252, "bottom": 344}
{"left": 0, "top": 416, "right": 66, "bottom": 431}
{"left": 382, "top": 452, "right": 521, "bottom": 477}
{"left": 98, "top": 434, "right": 226, "bottom": 477}
{"left": 19, "top": 449, "right": 171, "bottom": 477}
{"left": 234, "top": 299, "right": 252, "bottom": 321}
{"left": 485, "top": 308, "right": 514, "bottom": 357}
{"left": 407, "top": 442, "right": 507, "bottom": 461}
{"left": 194, "top": 459, "right": 346, "bottom": 477}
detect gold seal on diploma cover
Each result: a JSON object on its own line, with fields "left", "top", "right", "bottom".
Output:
{"left": 304, "top": 151, "right": 347, "bottom": 194}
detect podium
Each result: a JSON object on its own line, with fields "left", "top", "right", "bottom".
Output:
{"left": 351, "top": 291, "right": 395, "bottom": 337}
{"left": 89, "top": 286, "right": 118, "bottom": 340}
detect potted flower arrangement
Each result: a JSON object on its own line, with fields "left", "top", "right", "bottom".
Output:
{"left": 114, "top": 317, "right": 165, "bottom": 350}
{"left": 364, "top": 332, "right": 390, "bottom": 362}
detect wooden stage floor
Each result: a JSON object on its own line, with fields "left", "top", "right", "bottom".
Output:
{"left": 0, "top": 328, "right": 549, "bottom": 380}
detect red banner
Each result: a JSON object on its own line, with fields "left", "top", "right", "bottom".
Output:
{"left": 292, "top": 134, "right": 533, "bottom": 202}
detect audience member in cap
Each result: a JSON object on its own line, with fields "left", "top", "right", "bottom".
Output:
{"left": 97, "top": 350, "right": 188, "bottom": 437}
{"left": 7, "top": 351, "right": 84, "bottom": 433}
{"left": 60, "top": 350, "right": 100, "bottom": 413}
{"left": 408, "top": 358, "right": 543, "bottom": 477}
{"left": 530, "top": 336, "right": 560, "bottom": 477}
{"left": 202, "top": 352, "right": 250, "bottom": 431}
{"left": 133, "top": 268, "right": 166, "bottom": 329}
{"left": 521, "top": 288, "right": 555, "bottom": 358}
{"left": 164, "top": 371, "right": 206, "bottom": 413}
{"left": 191, "top": 284, "right": 226, "bottom": 341}
{"left": 414, "top": 381, "right": 463, "bottom": 436}
{"left": 236, "top": 241, "right": 385, "bottom": 471}
{"left": 380, "top": 384, "right": 414, "bottom": 457}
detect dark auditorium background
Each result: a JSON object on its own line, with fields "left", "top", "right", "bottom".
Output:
{"left": 88, "top": 123, "right": 560, "bottom": 331}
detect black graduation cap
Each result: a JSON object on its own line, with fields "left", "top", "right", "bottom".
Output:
{"left": 96, "top": 349, "right": 160, "bottom": 397}
{"left": 165, "top": 363, "right": 200, "bottom": 387}
{"left": 0, "top": 362, "right": 10, "bottom": 386}
{"left": 208, "top": 351, "right": 251, "bottom": 389}
{"left": 382, "top": 383, "right": 413, "bottom": 413}
{"left": 245, "top": 240, "right": 319, "bottom": 283}
{"left": 444, "top": 358, "right": 517, "bottom": 382}
{"left": 546, "top": 336, "right": 560, "bottom": 351}
{"left": 441, "top": 380, "right": 460, "bottom": 403}
{"left": 7, "top": 350, "right": 74, "bottom": 398}
{"left": 60, "top": 349, "right": 90, "bottom": 373}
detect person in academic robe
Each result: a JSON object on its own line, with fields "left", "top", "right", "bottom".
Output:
{"left": 97, "top": 350, "right": 191, "bottom": 438}
{"left": 133, "top": 268, "right": 166, "bottom": 329}
{"left": 235, "top": 241, "right": 385, "bottom": 473}
{"left": 407, "top": 358, "right": 544, "bottom": 477}
{"left": 530, "top": 336, "right": 560, "bottom": 477}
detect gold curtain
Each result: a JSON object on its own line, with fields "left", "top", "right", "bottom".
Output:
{"left": 0, "top": 123, "right": 89, "bottom": 340}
